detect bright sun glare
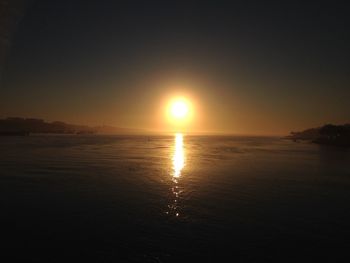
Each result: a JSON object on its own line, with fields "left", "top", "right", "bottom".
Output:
{"left": 170, "top": 100, "right": 189, "bottom": 119}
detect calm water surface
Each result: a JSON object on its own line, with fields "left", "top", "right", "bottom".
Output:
{"left": 1, "top": 135, "right": 350, "bottom": 262}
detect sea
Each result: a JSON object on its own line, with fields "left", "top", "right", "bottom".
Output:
{"left": 1, "top": 134, "right": 350, "bottom": 262}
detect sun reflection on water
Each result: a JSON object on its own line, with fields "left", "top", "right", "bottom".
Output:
{"left": 166, "top": 133, "right": 185, "bottom": 217}
{"left": 173, "top": 133, "right": 185, "bottom": 179}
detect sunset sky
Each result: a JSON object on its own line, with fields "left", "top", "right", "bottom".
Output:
{"left": 1, "top": 0, "right": 350, "bottom": 134}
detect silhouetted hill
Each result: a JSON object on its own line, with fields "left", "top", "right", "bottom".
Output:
{"left": 0, "top": 117, "right": 145, "bottom": 135}
{"left": 0, "top": 117, "right": 95, "bottom": 135}
{"left": 288, "top": 124, "right": 350, "bottom": 147}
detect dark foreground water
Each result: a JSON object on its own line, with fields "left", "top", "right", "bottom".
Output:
{"left": 1, "top": 135, "right": 350, "bottom": 262}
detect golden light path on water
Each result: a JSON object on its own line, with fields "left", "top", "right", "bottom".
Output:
{"left": 172, "top": 133, "right": 185, "bottom": 179}
{"left": 167, "top": 133, "right": 185, "bottom": 217}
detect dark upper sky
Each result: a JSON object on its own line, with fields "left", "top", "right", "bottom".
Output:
{"left": 1, "top": 0, "right": 349, "bottom": 134}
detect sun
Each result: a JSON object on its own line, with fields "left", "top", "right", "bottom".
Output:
{"left": 170, "top": 100, "right": 189, "bottom": 119}
{"left": 165, "top": 96, "right": 193, "bottom": 127}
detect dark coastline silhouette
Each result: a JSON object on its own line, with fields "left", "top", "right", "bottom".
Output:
{"left": 0, "top": 117, "right": 95, "bottom": 135}
{"left": 288, "top": 124, "right": 350, "bottom": 147}
{"left": 0, "top": 117, "right": 143, "bottom": 135}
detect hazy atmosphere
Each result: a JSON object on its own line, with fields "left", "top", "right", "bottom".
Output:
{"left": 1, "top": 0, "right": 349, "bottom": 134}
{"left": 2, "top": 1, "right": 350, "bottom": 262}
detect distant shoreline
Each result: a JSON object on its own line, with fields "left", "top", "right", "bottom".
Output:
{"left": 0, "top": 117, "right": 144, "bottom": 135}
{"left": 287, "top": 124, "right": 350, "bottom": 147}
